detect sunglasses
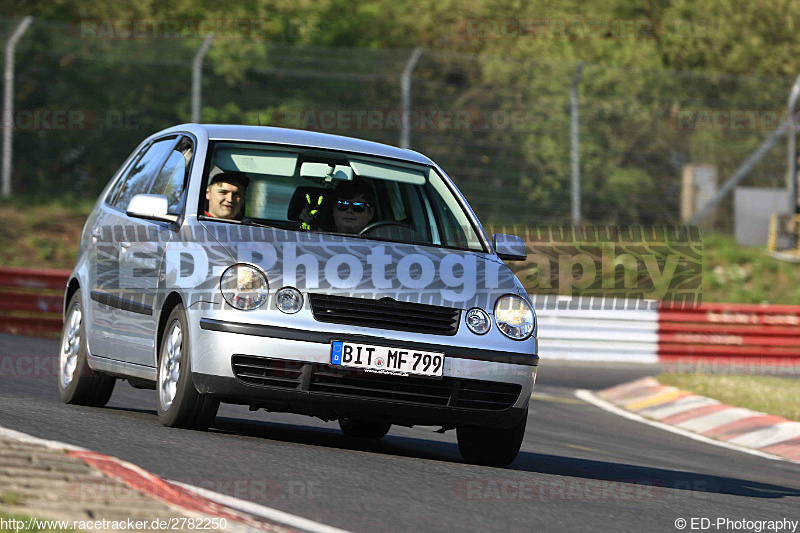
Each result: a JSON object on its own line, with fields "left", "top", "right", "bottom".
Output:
{"left": 335, "top": 200, "right": 371, "bottom": 213}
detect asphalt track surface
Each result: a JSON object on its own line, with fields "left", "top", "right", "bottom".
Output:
{"left": 1, "top": 332, "right": 799, "bottom": 533}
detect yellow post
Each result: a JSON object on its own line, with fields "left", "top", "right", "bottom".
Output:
{"left": 767, "top": 213, "right": 779, "bottom": 252}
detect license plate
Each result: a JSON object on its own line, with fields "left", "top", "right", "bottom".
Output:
{"left": 330, "top": 340, "right": 444, "bottom": 377}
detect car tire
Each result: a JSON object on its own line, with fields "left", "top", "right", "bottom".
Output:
{"left": 457, "top": 407, "right": 528, "bottom": 467}
{"left": 58, "top": 290, "right": 116, "bottom": 407}
{"left": 156, "top": 304, "right": 219, "bottom": 430}
{"left": 338, "top": 418, "right": 392, "bottom": 439}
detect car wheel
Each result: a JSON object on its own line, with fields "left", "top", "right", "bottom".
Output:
{"left": 156, "top": 304, "right": 219, "bottom": 429}
{"left": 58, "top": 290, "right": 116, "bottom": 406}
{"left": 457, "top": 407, "right": 528, "bottom": 467}
{"left": 338, "top": 417, "right": 392, "bottom": 439}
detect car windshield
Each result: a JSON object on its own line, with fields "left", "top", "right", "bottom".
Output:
{"left": 201, "top": 141, "right": 486, "bottom": 252}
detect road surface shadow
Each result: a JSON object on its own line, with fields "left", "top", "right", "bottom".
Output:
{"left": 510, "top": 452, "right": 800, "bottom": 500}
{"left": 209, "top": 415, "right": 800, "bottom": 500}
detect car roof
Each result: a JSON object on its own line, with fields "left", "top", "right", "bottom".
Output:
{"left": 156, "top": 124, "right": 435, "bottom": 166}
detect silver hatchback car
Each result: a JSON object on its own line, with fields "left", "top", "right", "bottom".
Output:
{"left": 59, "top": 124, "right": 538, "bottom": 466}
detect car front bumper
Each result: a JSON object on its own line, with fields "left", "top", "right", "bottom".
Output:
{"left": 187, "top": 305, "right": 537, "bottom": 428}
{"left": 193, "top": 372, "right": 529, "bottom": 428}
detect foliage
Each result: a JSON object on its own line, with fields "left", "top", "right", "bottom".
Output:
{"left": 10, "top": 0, "right": 800, "bottom": 75}
{"left": 1, "top": 1, "right": 798, "bottom": 229}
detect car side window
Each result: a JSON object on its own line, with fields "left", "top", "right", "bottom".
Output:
{"left": 111, "top": 138, "right": 176, "bottom": 210}
{"left": 149, "top": 137, "right": 194, "bottom": 214}
{"left": 105, "top": 145, "right": 148, "bottom": 206}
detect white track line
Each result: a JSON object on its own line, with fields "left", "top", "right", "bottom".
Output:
{"left": 0, "top": 424, "right": 351, "bottom": 533}
{"left": 0, "top": 426, "right": 87, "bottom": 451}
{"left": 170, "top": 481, "right": 352, "bottom": 533}
{"left": 574, "top": 389, "right": 796, "bottom": 464}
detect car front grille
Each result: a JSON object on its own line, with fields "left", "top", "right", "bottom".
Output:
{"left": 310, "top": 367, "right": 452, "bottom": 406}
{"left": 231, "top": 356, "right": 521, "bottom": 411}
{"left": 308, "top": 293, "right": 460, "bottom": 336}
{"left": 232, "top": 355, "right": 305, "bottom": 389}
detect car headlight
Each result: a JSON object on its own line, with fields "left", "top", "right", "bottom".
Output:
{"left": 276, "top": 287, "right": 303, "bottom": 314}
{"left": 494, "top": 295, "right": 535, "bottom": 340}
{"left": 465, "top": 308, "right": 491, "bottom": 335}
{"left": 220, "top": 264, "right": 269, "bottom": 310}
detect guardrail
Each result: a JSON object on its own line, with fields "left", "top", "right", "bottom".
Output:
{"left": 658, "top": 302, "right": 800, "bottom": 366}
{"left": 534, "top": 298, "right": 659, "bottom": 363}
{"left": 0, "top": 267, "right": 68, "bottom": 337}
{"left": 1, "top": 267, "right": 798, "bottom": 368}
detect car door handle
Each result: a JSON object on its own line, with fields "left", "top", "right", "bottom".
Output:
{"left": 119, "top": 241, "right": 131, "bottom": 250}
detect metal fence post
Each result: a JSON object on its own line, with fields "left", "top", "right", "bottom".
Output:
{"left": 400, "top": 47, "right": 423, "bottom": 149}
{"left": 2, "top": 16, "right": 33, "bottom": 198}
{"left": 569, "top": 63, "right": 583, "bottom": 226}
{"left": 191, "top": 34, "right": 214, "bottom": 124}
{"left": 570, "top": 63, "right": 585, "bottom": 226}
{"left": 786, "top": 75, "right": 800, "bottom": 211}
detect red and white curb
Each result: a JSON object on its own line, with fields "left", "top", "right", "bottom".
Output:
{"left": 576, "top": 377, "right": 800, "bottom": 463}
{"left": 0, "top": 426, "right": 351, "bottom": 533}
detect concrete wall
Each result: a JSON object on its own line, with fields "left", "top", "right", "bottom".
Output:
{"left": 734, "top": 187, "right": 791, "bottom": 246}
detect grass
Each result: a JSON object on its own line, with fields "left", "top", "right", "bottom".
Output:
{"left": 0, "top": 493, "right": 23, "bottom": 506}
{"left": 701, "top": 234, "right": 800, "bottom": 305}
{"left": 656, "top": 374, "right": 800, "bottom": 422}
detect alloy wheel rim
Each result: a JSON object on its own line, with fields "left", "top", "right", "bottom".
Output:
{"left": 159, "top": 320, "right": 182, "bottom": 410}
{"left": 60, "top": 303, "right": 81, "bottom": 388}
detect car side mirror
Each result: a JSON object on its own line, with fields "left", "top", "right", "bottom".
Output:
{"left": 492, "top": 233, "right": 527, "bottom": 261}
{"left": 126, "top": 194, "right": 178, "bottom": 223}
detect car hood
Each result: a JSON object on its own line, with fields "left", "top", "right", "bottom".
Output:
{"left": 193, "top": 220, "right": 527, "bottom": 310}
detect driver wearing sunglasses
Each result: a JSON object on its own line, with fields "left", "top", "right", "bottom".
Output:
{"left": 331, "top": 180, "right": 376, "bottom": 234}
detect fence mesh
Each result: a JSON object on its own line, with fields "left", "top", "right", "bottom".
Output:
{"left": 1, "top": 16, "right": 794, "bottom": 232}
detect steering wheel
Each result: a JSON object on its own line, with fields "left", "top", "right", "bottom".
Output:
{"left": 359, "top": 220, "right": 415, "bottom": 235}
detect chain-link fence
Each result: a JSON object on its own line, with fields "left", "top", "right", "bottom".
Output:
{"left": 0, "top": 16, "right": 793, "bottom": 232}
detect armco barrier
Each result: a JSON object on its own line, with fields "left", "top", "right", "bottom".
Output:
{"left": 1, "top": 267, "right": 798, "bottom": 369}
{"left": 533, "top": 297, "right": 660, "bottom": 363}
{"left": 658, "top": 302, "right": 800, "bottom": 366}
{"left": 0, "top": 267, "right": 69, "bottom": 337}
